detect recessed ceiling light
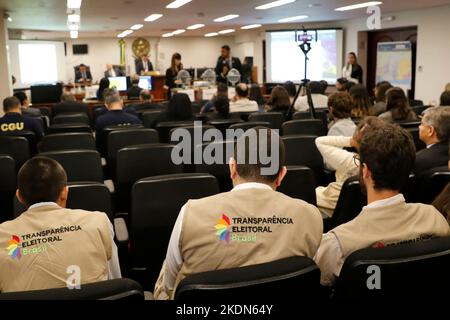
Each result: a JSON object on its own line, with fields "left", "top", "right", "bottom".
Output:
{"left": 68, "top": 14, "right": 80, "bottom": 23}
{"left": 166, "top": 0, "right": 192, "bottom": 9}
{"left": 278, "top": 15, "right": 308, "bottom": 22}
{"left": 67, "top": 0, "right": 82, "bottom": 9}
{"left": 335, "top": 1, "right": 382, "bottom": 11}
{"left": 255, "top": 0, "right": 296, "bottom": 10}
{"left": 68, "top": 24, "right": 79, "bottom": 31}
{"left": 70, "top": 30, "right": 79, "bottom": 39}
{"left": 218, "top": 29, "right": 235, "bottom": 34}
{"left": 144, "top": 14, "right": 163, "bottom": 22}
{"left": 214, "top": 14, "right": 239, "bottom": 22}
{"left": 162, "top": 33, "right": 174, "bottom": 38}
{"left": 172, "top": 29, "right": 186, "bottom": 35}
{"left": 241, "top": 24, "right": 262, "bottom": 30}
{"left": 187, "top": 24, "right": 205, "bottom": 30}
{"left": 205, "top": 32, "right": 219, "bottom": 37}
{"left": 130, "top": 24, "right": 143, "bottom": 30}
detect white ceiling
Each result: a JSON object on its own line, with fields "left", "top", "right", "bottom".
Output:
{"left": 1, "top": 0, "right": 450, "bottom": 38}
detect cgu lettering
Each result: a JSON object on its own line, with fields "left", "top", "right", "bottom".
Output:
{"left": 1, "top": 122, "right": 25, "bottom": 132}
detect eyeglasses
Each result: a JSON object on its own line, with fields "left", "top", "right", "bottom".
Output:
{"left": 353, "top": 154, "right": 361, "bottom": 167}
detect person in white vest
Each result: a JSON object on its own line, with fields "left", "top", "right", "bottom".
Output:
{"left": 315, "top": 122, "right": 450, "bottom": 287}
{"left": 0, "top": 157, "right": 121, "bottom": 293}
{"left": 154, "top": 127, "right": 323, "bottom": 299}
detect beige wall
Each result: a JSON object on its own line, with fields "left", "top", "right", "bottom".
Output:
{"left": 0, "top": 12, "right": 12, "bottom": 114}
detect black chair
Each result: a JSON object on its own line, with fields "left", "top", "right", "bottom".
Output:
{"left": 175, "top": 256, "right": 322, "bottom": 301}
{"left": 115, "top": 144, "right": 183, "bottom": 212}
{"left": 248, "top": 112, "right": 285, "bottom": 130}
{"left": 95, "top": 124, "right": 144, "bottom": 157}
{"left": 323, "top": 176, "right": 367, "bottom": 232}
{"left": 405, "top": 127, "right": 426, "bottom": 151}
{"left": 282, "top": 119, "right": 326, "bottom": 136}
{"left": 236, "top": 112, "right": 254, "bottom": 122}
{"left": 92, "top": 105, "right": 107, "bottom": 124}
{"left": 293, "top": 110, "right": 329, "bottom": 129}
{"left": 156, "top": 121, "right": 197, "bottom": 144}
{"left": 0, "top": 279, "right": 144, "bottom": 300}
{"left": 0, "top": 136, "right": 30, "bottom": 169}
{"left": 411, "top": 105, "right": 426, "bottom": 115}
{"left": 128, "top": 173, "right": 220, "bottom": 289}
{"left": 208, "top": 119, "right": 244, "bottom": 137}
{"left": 195, "top": 140, "right": 235, "bottom": 192}
{"left": 142, "top": 110, "right": 163, "bottom": 129}
{"left": 37, "top": 106, "right": 52, "bottom": 120}
{"left": 0, "top": 155, "right": 16, "bottom": 222}
{"left": 333, "top": 237, "right": 450, "bottom": 300}
{"left": 40, "top": 150, "right": 104, "bottom": 183}
{"left": 281, "top": 135, "right": 324, "bottom": 184}
{"left": 52, "top": 113, "right": 90, "bottom": 126}
{"left": 416, "top": 166, "right": 450, "bottom": 204}
{"left": 0, "top": 130, "right": 38, "bottom": 156}
{"left": 52, "top": 101, "right": 89, "bottom": 117}
{"left": 277, "top": 166, "right": 317, "bottom": 205}
{"left": 229, "top": 121, "right": 272, "bottom": 132}
{"left": 398, "top": 121, "right": 421, "bottom": 129}
{"left": 39, "top": 133, "right": 96, "bottom": 152}
{"left": 47, "top": 124, "right": 92, "bottom": 135}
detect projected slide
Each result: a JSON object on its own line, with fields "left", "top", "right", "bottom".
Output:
{"left": 18, "top": 43, "right": 58, "bottom": 84}
{"left": 266, "top": 29, "right": 343, "bottom": 84}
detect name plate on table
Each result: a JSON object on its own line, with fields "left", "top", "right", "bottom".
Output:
{"left": 176, "top": 89, "right": 195, "bottom": 102}
{"left": 228, "top": 87, "right": 236, "bottom": 99}
{"left": 202, "top": 88, "right": 216, "bottom": 101}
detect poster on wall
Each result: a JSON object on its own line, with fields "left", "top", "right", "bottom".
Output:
{"left": 376, "top": 41, "right": 412, "bottom": 90}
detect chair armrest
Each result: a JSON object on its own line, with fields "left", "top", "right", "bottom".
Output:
{"left": 114, "top": 217, "right": 129, "bottom": 243}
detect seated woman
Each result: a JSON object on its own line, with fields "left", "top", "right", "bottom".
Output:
{"left": 200, "top": 83, "right": 228, "bottom": 113}
{"left": 372, "top": 81, "right": 393, "bottom": 116}
{"left": 154, "top": 93, "right": 196, "bottom": 125}
{"left": 315, "top": 117, "right": 384, "bottom": 217}
{"left": 327, "top": 92, "right": 357, "bottom": 137}
{"left": 207, "top": 96, "right": 239, "bottom": 121}
{"left": 249, "top": 84, "right": 265, "bottom": 112}
{"left": 379, "top": 87, "right": 417, "bottom": 123}
{"left": 349, "top": 84, "right": 372, "bottom": 118}
{"left": 265, "top": 85, "right": 291, "bottom": 115}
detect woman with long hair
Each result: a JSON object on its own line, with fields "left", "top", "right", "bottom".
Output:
{"left": 248, "top": 84, "right": 265, "bottom": 110}
{"left": 265, "top": 85, "right": 291, "bottom": 114}
{"left": 165, "top": 53, "right": 183, "bottom": 99}
{"left": 155, "top": 93, "right": 195, "bottom": 126}
{"left": 379, "top": 87, "right": 417, "bottom": 123}
{"left": 372, "top": 81, "right": 393, "bottom": 116}
{"left": 342, "top": 52, "right": 363, "bottom": 84}
{"left": 349, "top": 84, "right": 372, "bottom": 118}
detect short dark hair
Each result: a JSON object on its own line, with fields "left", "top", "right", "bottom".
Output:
{"left": 283, "top": 81, "right": 297, "bottom": 97}
{"left": 234, "top": 127, "right": 285, "bottom": 184}
{"left": 13, "top": 92, "right": 28, "bottom": 106}
{"left": 18, "top": 157, "right": 68, "bottom": 207}
{"left": 3, "top": 96, "right": 21, "bottom": 113}
{"left": 440, "top": 91, "right": 450, "bottom": 106}
{"left": 375, "top": 81, "right": 393, "bottom": 102}
{"left": 213, "top": 96, "right": 230, "bottom": 116}
{"left": 235, "top": 84, "right": 249, "bottom": 98}
{"left": 359, "top": 123, "right": 416, "bottom": 191}
{"left": 140, "top": 90, "right": 152, "bottom": 101}
{"left": 217, "top": 83, "right": 229, "bottom": 97}
{"left": 328, "top": 92, "right": 353, "bottom": 119}
{"left": 222, "top": 45, "right": 231, "bottom": 51}
{"left": 308, "top": 81, "right": 323, "bottom": 94}
{"left": 320, "top": 80, "right": 328, "bottom": 94}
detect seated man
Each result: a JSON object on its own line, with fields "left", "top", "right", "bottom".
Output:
{"left": 75, "top": 64, "right": 93, "bottom": 84}
{"left": 315, "top": 122, "right": 450, "bottom": 287}
{"left": 294, "top": 81, "right": 329, "bottom": 112}
{"left": 0, "top": 157, "right": 120, "bottom": 292}
{"left": 13, "top": 92, "right": 41, "bottom": 117}
{"left": 128, "top": 90, "right": 159, "bottom": 112}
{"left": 154, "top": 127, "right": 323, "bottom": 299}
{"left": 0, "top": 97, "right": 43, "bottom": 140}
{"left": 229, "top": 83, "right": 259, "bottom": 113}
{"left": 104, "top": 64, "right": 125, "bottom": 78}
{"left": 416, "top": 106, "right": 450, "bottom": 175}
{"left": 127, "top": 76, "right": 143, "bottom": 100}
{"left": 95, "top": 89, "right": 142, "bottom": 132}
{"left": 53, "top": 93, "right": 88, "bottom": 117}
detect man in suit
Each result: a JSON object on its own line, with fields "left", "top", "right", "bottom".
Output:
{"left": 0, "top": 97, "right": 43, "bottom": 140}
{"left": 13, "top": 91, "right": 41, "bottom": 117}
{"left": 0, "top": 157, "right": 121, "bottom": 293}
{"left": 75, "top": 64, "right": 93, "bottom": 84}
{"left": 416, "top": 106, "right": 450, "bottom": 175}
{"left": 135, "top": 55, "right": 154, "bottom": 75}
{"left": 215, "top": 45, "right": 242, "bottom": 84}
{"left": 104, "top": 64, "right": 125, "bottom": 78}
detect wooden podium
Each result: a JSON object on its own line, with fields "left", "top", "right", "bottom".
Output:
{"left": 143, "top": 73, "right": 166, "bottom": 101}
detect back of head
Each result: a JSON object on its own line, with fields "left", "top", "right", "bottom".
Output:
{"left": 269, "top": 86, "right": 291, "bottom": 111}
{"left": 440, "top": 91, "right": 450, "bottom": 106}
{"left": 385, "top": 87, "right": 411, "bottom": 120}
{"left": 308, "top": 81, "right": 323, "bottom": 94}
{"left": 140, "top": 89, "right": 152, "bottom": 101}
{"left": 217, "top": 83, "right": 229, "bottom": 97}
{"left": 320, "top": 80, "right": 328, "bottom": 94}
{"left": 235, "top": 83, "right": 249, "bottom": 99}
{"left": 3, "top": 96, "right": 21, "bottom": 113}
{"left": 61, "top": 92, "right": 77, "bottom": 103}
{"left": 349, "top": 84, "right": 371, "bottom": 117}
{"left": 13, "top": 92, "right": 28, "bottom": 106}
{"left": 375, "top": 81, "right": 393, "bottom": 102}
{"left": 132, "top": 75, "right": 140, "bottom": 85}
{"left": 234, "top": 127, "right": 285, "bottom": 184}
{"left": 359, "top": 123, "right": 416, "bottom": 191}
{"left": 283, "top": 81, "right": 297, "bottom": 98}
{"left": 249, "top": 84, "right": 264, "bottom": 105}
{"left": 98, "top": 78, "right": 110, "bottom": 101}
{"left": 168, "top": 93, "right": 193, "bottom": 119}
{"left": 328, "top": 92, "right": 353, "bottom": 119}
{"left": 213, "top": 96, "right": 230, "bottom": 117}
{"left": 103, "top": 88, "right": 122, "bottom": 108}
{"left": 422, "top": 106, "right": 450, "bottom": 143}
{"left": 18, "top": 157, "right": 68, "bottom": 207}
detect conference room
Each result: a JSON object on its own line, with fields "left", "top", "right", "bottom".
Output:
{"left": 0, "top": 0, "right": 450, "bottom": 309}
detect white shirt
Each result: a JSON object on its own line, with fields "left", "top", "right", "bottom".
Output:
{"left": 314, "top": 194, "right": 405, "bottom": 286}
{"left": 143, "top": 60, "right": 149, "bottom": 72}
{"left": 229, "top": 99, "right": 259, "bottom": 113}
{"left": 294, "top": 94, "right": 328, "bottom": 112}
{"left": 161, "top": 182, "right": 273, "bottom": 298}
{"left": 109, "top": 69, "right": 117, "bottom": 77}
{"left": 342, "top": 65, "right": 359, "bottom": 84}
{"left": 28, "top": 202, "right": 121, "bottom": 280}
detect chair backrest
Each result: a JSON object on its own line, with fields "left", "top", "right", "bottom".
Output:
{"left": 175, "top": 256, "right": 322, "bottom": 301}
{"left": 53, "top": 102, "right": 89, "bottom": 117}
{"left": 229, "top": 121, "right": 271, "bottom": 132}
{"left": 47, "top": 124, "right": 92, "bottom": 135}
{"left": 281, "top": 135, "right": 324, "bottom": 183}
{"left": 52, "top": 113, "right": 90, "bottom": 126}
{"left": 40, "top": 150, "right": 103, "bottom": 183}
{"left": 334, "top": 237, "right": 450, "bottom": 300}
{"left": 142, "top": 110, "right": 163, "bottom": 129}
{"left": 277, "top": 166, "right": 317, "bottom": 205}
{"left": 156, "top": 121, "right": 196, "bottom": 143}
{"left": 282, "top": 119, "right": 326, "bottom": 136}
{"left": 0, "top": 136, "right": 30, "bottom": 169}
{"left": 130, "top": 173, "right": 220, "bottom": 287}
{"left": 248, "top": 112, "right": 286, "bottom": 130}
{"left": 95, "top": 124, "right": 144, "bottom": 157}
{"left": 39, "top": 133, "right": 96, "bottom": 152}
{"left": 208, "top": 119, "right": 244, "bottom": 137}
{"left": 293, "top": 110, "right": 329, "bottom": 129}
{"left": 398, "top": 121, "right": 421, "bottom": 129}
{"left": 0, "top": 278, "right": 144, "bottom": 300}
{"left": 0, "top": 155, "right": 16, "bottom": 222}
{"left": 417, "top": 166, "right": 450, "bottom": 204}
{"left": 405, "top": 127, "right": 426, "bottom": 151}
{"left": 0, "top": 130, "right": 38, "bottom": 156}
{"left": 324, "top": 176, "right": 367, "bottom": 232}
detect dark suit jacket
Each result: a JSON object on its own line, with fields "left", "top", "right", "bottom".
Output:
{"left": 351, "top": 64, "right": 363, "bottom": 84}
{"left": 415, "top": 142, "right": 449, "bottom": 175}
{"left": 21, "top": 107, "right": 42, "bottom": 117}
{"left": 104, "top": 66, "right": 125, "bottom": 78}
{"left": 75, "top": 70, "right": 93, "bottom": 83}
{"left": 135, "top": 59, "right": 154, "bottom": 75}
{"left": 215, "top": 56, "right": 242, "bottom": 84}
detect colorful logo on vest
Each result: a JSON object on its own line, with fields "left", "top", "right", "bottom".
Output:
{"left": 215, "top": 214, "right": 231, "bottom": 243}
{"left": 7, "top": 235, "right": 22, "bottom": 260}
